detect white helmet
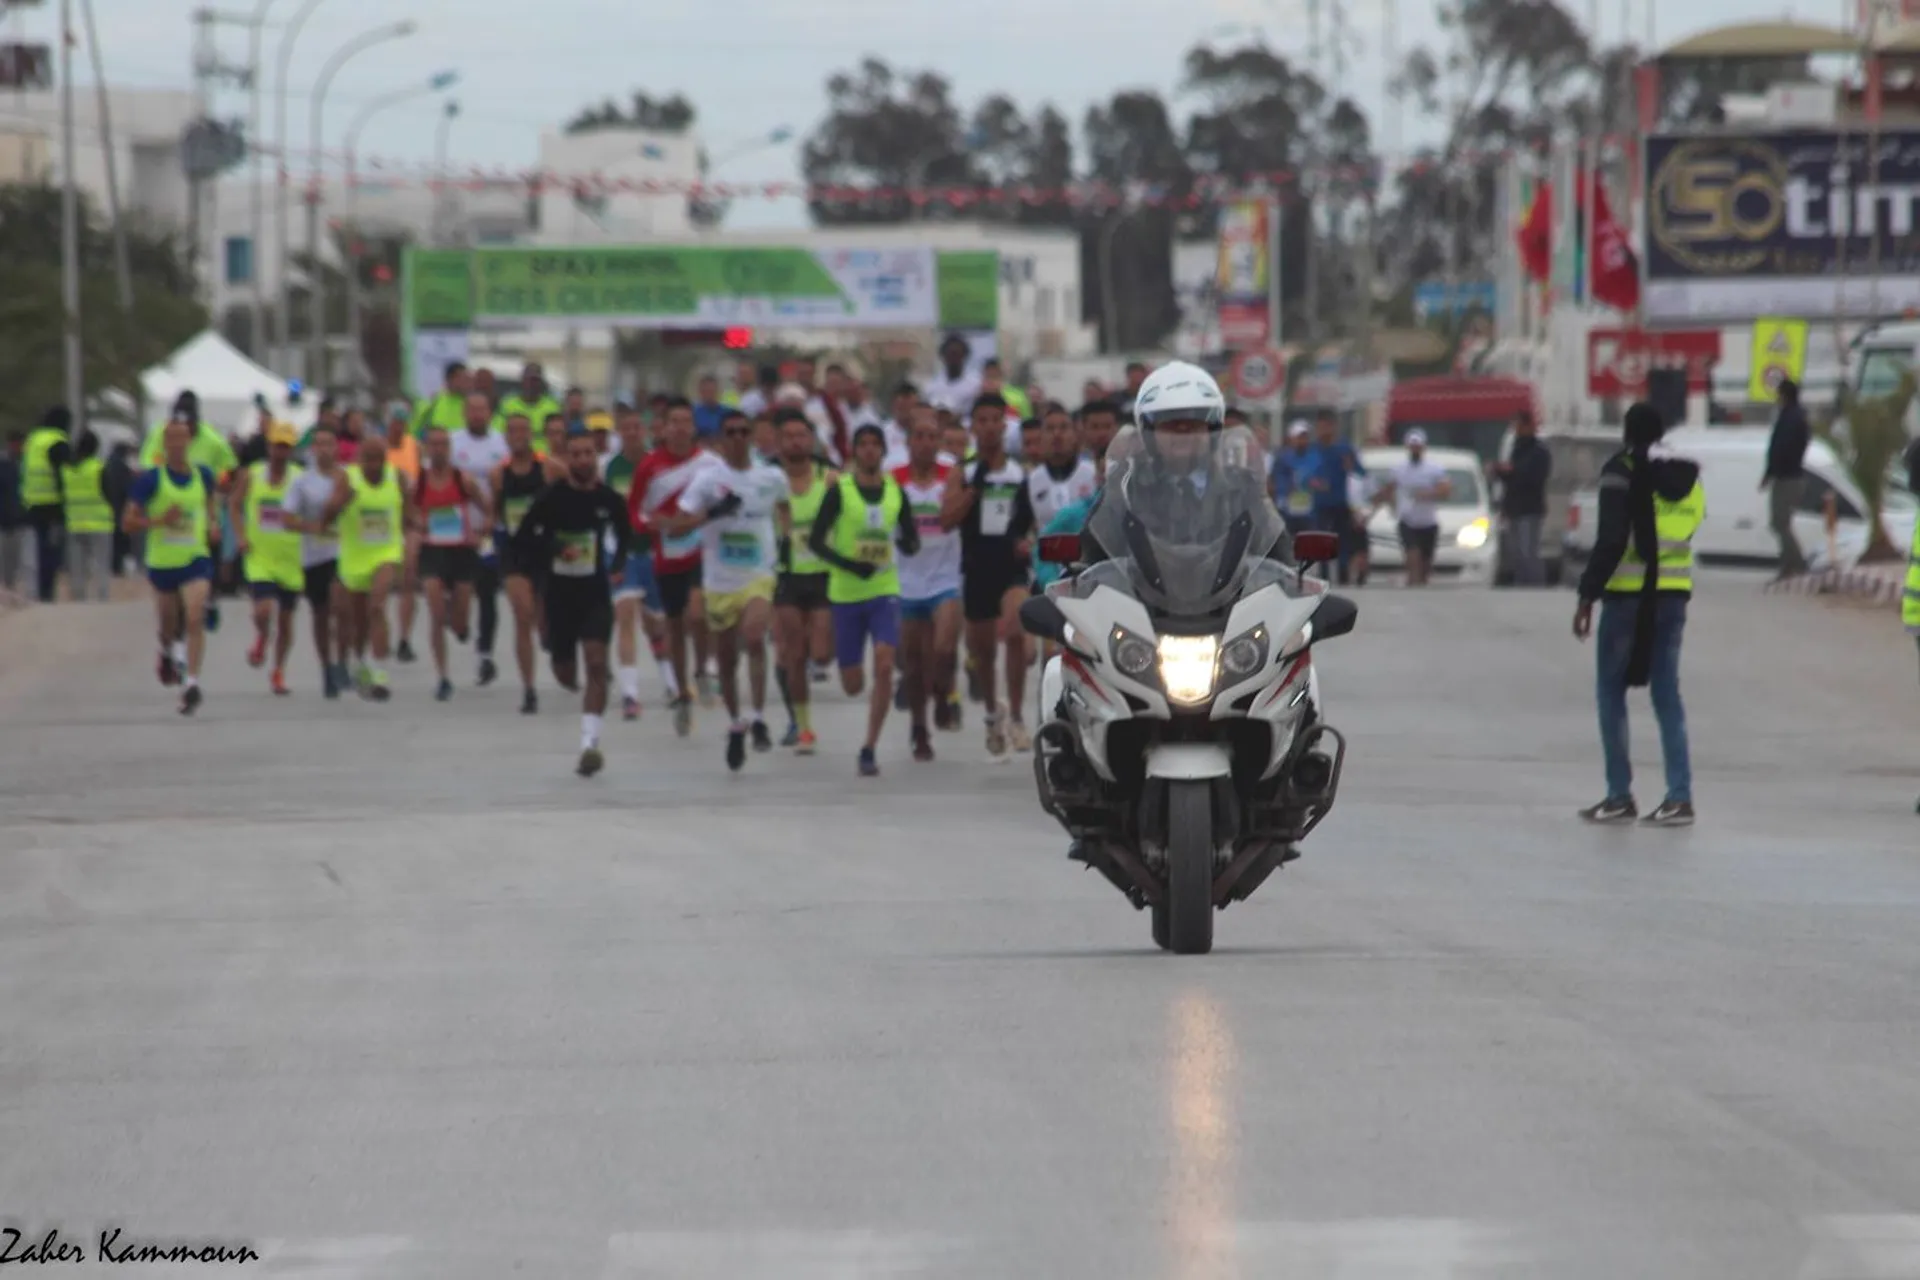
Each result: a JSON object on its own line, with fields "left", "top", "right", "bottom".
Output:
{"left": 1133, "top": 361, "right": 1226, "bottom": 433}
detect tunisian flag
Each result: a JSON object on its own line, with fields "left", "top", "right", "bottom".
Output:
{"left": 1584, "top": 169, "right": 1641, "bottom": 312}
{"left": 1514, "top": 181, "right": 1552, "bottom": 282}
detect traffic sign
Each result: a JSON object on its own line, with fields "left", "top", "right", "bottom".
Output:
{"left": 1230, "top": 348, "right": 1287, "bottom": 400}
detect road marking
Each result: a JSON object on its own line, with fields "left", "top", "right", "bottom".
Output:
{"left": 1216, "top": 1219, "right": 1525, "bottom": 1276}
{"left": 600, "top": 1230, "right": 962, "bottom": 1279}
{"left": 71, "top": 1235, "right": 415, "bottom": 1279}
{"left": 1798, "top": 1215, "right": 1920, "bottom": 1280}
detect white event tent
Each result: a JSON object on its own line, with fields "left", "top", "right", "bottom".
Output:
{"left": 134, "top": 330, "right": 318, "bottom": 438}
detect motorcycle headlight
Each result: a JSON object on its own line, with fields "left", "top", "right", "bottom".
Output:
{"left": 1157, "top": 635, "right": 1218, "bottom": 706}
{"left": 1457, "top": 517, "right": 1490, "bottom": 549}
{"left": 1110, "top": 628, "right": 1157, "bottom": 678}
{"left": 1218, "top": 626, "right": 1269, "bottom": 682}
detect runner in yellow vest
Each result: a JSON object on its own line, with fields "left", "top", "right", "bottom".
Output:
{"left": 60, "top": 436, "right": 114, "bottom": 602}
{"left": 229, "top": 422, "right": 305, "bottom": 696}
{"left": 499, "top": 363, "right": 561, "bottom": 439}
{"left": 321, "top": 433, "right": 410, "bottom": 701}
{"left": 772, "top": 407, "right": 838, "bottom": 753}
{"left": 804, "top": 424, "right": 922, "bottom": 777}
{"left": 122, "top": 414, "right": 220, "bottom": 714}
{"left": 410, "top": 361, "right": 470, "bottom": 439}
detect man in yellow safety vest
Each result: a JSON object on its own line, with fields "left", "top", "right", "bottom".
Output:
{"left": 20, "top": 405, "right": 73, "bottom": 602}
{"left": 1573, "top": 401, "right": 1706, "bottom": 829}
{"left": 1904, "top": 439, "right": 1920, "bottom": 814}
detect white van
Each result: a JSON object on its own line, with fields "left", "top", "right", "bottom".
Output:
{"left": 1562, "top": 427, "right": 1916, "bottom": 573}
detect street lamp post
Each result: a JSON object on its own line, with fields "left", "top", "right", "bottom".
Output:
{"left": 58, "top": 0, "right": 81, "bottom": 421}
{"left": 303, "top": 19, "right": 417, "bottom": 388}
{"left": 247, "top": 0, "right": 276, "bottom": 362}
{"left": 342, "top": 70, "right": 457, "bottom": 396}
{"left": 272, "top": 0, "right": 330, "bottom": 371}
{"left": 431, "top": 98, "right": 458, "bottom": 246}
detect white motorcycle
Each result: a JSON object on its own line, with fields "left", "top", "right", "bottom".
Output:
{"left": 1019, "top": 435, "right": 1356, "bottom": 955}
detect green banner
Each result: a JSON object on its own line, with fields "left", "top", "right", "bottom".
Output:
{"left": 935, "top": 251, "right": 999, "bottom": 330}
{"left": 402, "top": 245, "right": 998, "bottom": 332}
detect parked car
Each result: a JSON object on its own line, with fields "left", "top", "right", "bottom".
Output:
{"left": 1360, "top": 446, "right": 1498, "bottom": 583}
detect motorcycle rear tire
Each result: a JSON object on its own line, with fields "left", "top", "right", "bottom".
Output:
{"left": 1161, "top": 779, "right": 1215, "bottom": 955}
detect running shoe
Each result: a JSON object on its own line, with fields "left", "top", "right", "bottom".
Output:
{"left": 1642, "top": 800, "right": 1695, "bottom": 828}
{"left": 1008, "top": 720, "right": 1033, "bottom": 753}
{"left": 750, "top": 721, "right": 773, "bottom": 753}
{"left": 726, "top": 727, "right": 747, "bottom": 772}
{"left": 672, "top": 695, "right": 693, "bottom": 738}
{"left": 435, "top": 677, "right": 454, "bottom": 702}
{"left": 178, "top": 685, "right": 202, "bottom": 716}
{"left": 911, "top": 726, "right": 934, "bottom": 762}
{"left": 984, "top": 711, "right": 1007, "bottom": 758}
{"left": 354, "top": 665, "right": 374, "bottom": 696}
{"left": 795, "top": 729, "right": 818, "bottom": 755}
{"left": 270, "top": 668, "right": 289, "bottom": 697}
{"left": 810, "top": 661, "right": 830, "bottom": 684}
{"left": 857, "top": 745, "right": 880, "bottom": 777}
{"left": 322, "top": 666, "right": 338, "bottom": 699}
{"left": 157, "top": 652, "right": 179, "bottom": 687}
{"left": 781, "top": 722, "right": 800, "bottom": 747}
{"left": 577, "top": 746, "right": 605, "bottom": 778}
{"left": 331, "top": 661, "right": 351, "bottom": 693}
{"left": 246, "top": 634, "right": 267, "bottom": 668}
{"left": 396, "top": 639, "right": 416, "bottom": 663}
{"left": 204, "top": 602, "right": 220, "bottom": 632}
{"left": 368, "top": 672, "right": 392, "bottom": 703}
{"left": 477, "top": 656, "right": 498, "bottom": 687}
{"left": 621, "top": 695, "right": 641, "bottom": 722}
{"left": 1578, "top": 796, "right": 1637, "bottom": 824}
{"left": 520, "top": 688, "right": 538, "bottom": 715}
{"left": 698, "top": 672, "right": 717, "bottom": 708}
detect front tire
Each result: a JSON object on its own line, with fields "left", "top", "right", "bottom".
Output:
{"left": 1162, "top": 780, "right": 1215, "bottom": 955}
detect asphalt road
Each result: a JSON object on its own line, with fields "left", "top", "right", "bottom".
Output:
{"left": 3, "top": 573, "right": 1918, "bottom": 1279}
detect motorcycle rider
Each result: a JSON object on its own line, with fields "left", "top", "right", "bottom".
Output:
{"left": 1076, "top": 363, "right": 1288, "bottom": 569}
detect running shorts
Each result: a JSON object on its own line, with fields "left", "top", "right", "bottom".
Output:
{"left": 419, "top": 544, "right": 479, "bottom": 587}
{"left": 706, "top": 575, "right": 774, "bottom": 632}
{"left": 963, "top": 557, "right": 1029, "bottom": 623}
{"left": 544, "top": 584, "right": 613, "bottom": 655}
{"left": 247, "top": 578, "right": 300, "bottom": 610}
{"left": 832, "top": 596, "right": 902, "bottom": 668}
{"left": 615, "top": 550, "right": 663, "bottom": 611}
{"left": 301, "top": 558, "right": 338, "bottom": 609}
{"left": 1398, "top": 522, "right": 1439, "bottom": 557}
{"left": 149, "top": 557, "right": 214, "bottom": 594}
{"left": 499, "top": 545, "right": 544, "bottom": 583}
{"left": 900, "top": 588, "right": 959, "bottom": 622}
{"left": 773, "top": 571, "right": 830, "bottom": 611}
{"left": 657, "top": 563, "right": 702, "bottom": 619}
{"left": 339, "top": 558, "right": 400, "bottom": 594}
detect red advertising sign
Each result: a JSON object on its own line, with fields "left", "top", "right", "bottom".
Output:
{"left": 1586, "top": 329, "right": 1721, "bottom": 398}
{"left": 1217, "top": 302, "right": 1270, "bottom": 348}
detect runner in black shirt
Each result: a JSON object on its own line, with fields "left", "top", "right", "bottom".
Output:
{"left": 510, "top": 426, "right": 632, "bottom": 777}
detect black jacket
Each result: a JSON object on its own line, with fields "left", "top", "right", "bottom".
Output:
{"left": 1576, "top": 448, "right": 1703, "bottom": 604}
{"left": 1764, "top": 405, "right": 1810, "bottom": 482}
{"left": 1499, "top": 436, "right": 1551, "bottom": 518}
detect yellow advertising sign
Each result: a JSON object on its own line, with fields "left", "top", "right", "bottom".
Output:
{"left": 1748, "top": 317, "right": 1807, "bottom": 403}
{"left": 1215, "top": 200, "right": 1270, "bottom": 298}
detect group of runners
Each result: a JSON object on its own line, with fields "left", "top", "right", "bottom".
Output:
{"left": 126, "top": 369, "right": 1122, "bottom": 780}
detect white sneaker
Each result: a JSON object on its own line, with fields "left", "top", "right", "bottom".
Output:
{"left": 984, "top": 711, "right": 1007, "bottom": 757}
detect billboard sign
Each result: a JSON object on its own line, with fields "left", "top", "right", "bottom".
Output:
{"left": 1412, "top": 280, "right": 1496, "bottom": 321}
{"left": 1215, "top": 200, "right": 1272, "bottom": 347}
{"left": 1586, "top": 328, "right": 1721, "bottom": 398}
{"left": 1643, "top": 130, "right": 1920, "bottom": 321}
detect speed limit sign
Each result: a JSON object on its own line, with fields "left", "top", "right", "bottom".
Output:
{"left": 1230, "top": 348, "right": 1287, "bottom": 400}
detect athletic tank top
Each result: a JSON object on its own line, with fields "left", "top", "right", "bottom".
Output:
{"left": 497, "top": 460, "right": 547, "bottom": 537}
{"left": 417, "top": 469, "right": 470, "bottom": 546}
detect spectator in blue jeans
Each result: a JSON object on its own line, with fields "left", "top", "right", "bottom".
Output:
{"left": 1573, "top": 401, "right": 1706, "bottom": 828}
{"left": 1494, "top": 408, "right": 1551, "bottom": 585}
{"left": 1309, "top": 409, "right": 1364, "bottom": 584}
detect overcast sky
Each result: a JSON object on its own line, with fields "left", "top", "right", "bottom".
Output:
{"left": 54, "top": 0, "right": 1786, "bottom": 229}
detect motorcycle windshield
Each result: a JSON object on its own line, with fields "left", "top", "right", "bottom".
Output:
{"left": 1083, "top": 424, "right": 1284, "bottom": 618}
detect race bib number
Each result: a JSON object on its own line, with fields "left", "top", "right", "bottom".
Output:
{"left": 914, "top": 501, "right": 941, "bottom": 533}
{"left": 719, "top": 529, "right": 762, "bottom": 568}
{"left": 160, "top": 509, "right": 198, "bottom": 547}
{"left": 552, "top": 529, "right": 596, "bottom": 577}
{"left": 256, "top": 499, "right": 286, "bottom": 532}
{"left": 426, "top": 506, "right": 465, "bottom": 541}
{"left": 664, "top": 528, "right": 701, "bottom": 559}
{"left": 358, "top": 509, "right": 393, "bottom": 544}
{"left": 854, "top": 531, "right": 892, "bottom": 566}
{"left": 981, "top": 483, "right": 1016, "bottom": 537}
{"left": 1286, "top": 489, "right": 1312, "bottom": 515}
{"left": 504, "top": 496, "right": 532, "bottom": 531}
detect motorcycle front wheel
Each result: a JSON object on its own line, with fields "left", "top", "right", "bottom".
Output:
{"left": 1156, "top": 779, "right": 1215, "bottom": 955}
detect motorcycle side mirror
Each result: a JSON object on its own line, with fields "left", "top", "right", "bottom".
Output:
{"left": 1037, "top": 533, "right": 1081, "bottom": 565}
{"left": 1293, "top": 530, "right": 1339, "bottom": 564}
{"left": 1311, "top": 593, "right": 1358, "bottom": 640}
{"left": 1018, "top": 594, "right": 1072, "bottom": 644}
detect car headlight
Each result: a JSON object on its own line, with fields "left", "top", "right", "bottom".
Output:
{"left": 1457, "top": 517, "right": 1490, "bottom": 549}
{"left": 1157, "top": 635, "right": 1218, "bottom": 705}
{"left": 1109, "top": 628, "right": 1156, "bottom": 679}
{"left": 1218, "top": 626, "right": 1270, "bottom": 682}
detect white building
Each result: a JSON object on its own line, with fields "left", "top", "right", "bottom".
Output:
{"left": 0, "top": 87, "right": 195, "bottom": 232}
